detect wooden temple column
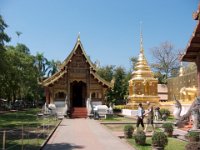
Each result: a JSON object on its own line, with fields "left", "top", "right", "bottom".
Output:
{"left": 196, "top": 54, "right": 200, "bottom": 96}
{"left": 45, "top": 87, "right": 50, "bottom": 104}
{"left": 67, "top": 69, "right": 71, "bottom": 108}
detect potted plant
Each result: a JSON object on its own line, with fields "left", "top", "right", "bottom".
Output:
{"left": 162, "top": 123, "right": 173, "bottom": 137}
{"left": 134, "top": 130, "right": 146, "bottom": 145}
{"left": 124, "top": 125, "right": 134, "bottom": 138}
{"left": 185, "top": 131, "right": 200, "bottom": 142}
{"left": 152, "top": 132, "right": 168, "bottom": 150}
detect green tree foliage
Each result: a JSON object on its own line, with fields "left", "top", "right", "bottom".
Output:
{"left": 0, "top": 15, "right": 10, "bottom": 77}
{"left": 47, "top": 60, "right": 61, "bottom": 77}
{"left": 0, "top": 44, "right": 39, "bottom": 102}
{"left": 97, "top": 65, "right": 131, "bottom": 105}
{"left": 0, "top": 15, "right": 10, "bottom": 50}
{"left": 0, "top": 16, "right": 59, "bottom": 103}
{"left": 15, "top": 43, "right": 30, "bottom": 54}
{"left": 97, "top": 65, "right": 115, "bottom": 82}
{"left": 34, "top": 52, "right": 61, "bottom": 80}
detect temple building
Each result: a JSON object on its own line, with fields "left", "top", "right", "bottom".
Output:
{"left": 128, "top": 32, "right": 159, "bottom": 106}
{"left": 42, "top": 36, "right": 111, "bottom": 117}
{"left": 182, "top": 3, "right": 200, "bottom": 97}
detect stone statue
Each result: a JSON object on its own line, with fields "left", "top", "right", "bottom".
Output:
{"left": 180, "top": 86, "right": 197, "bottom": 102}
{"left": 173, "top": 95, "right": 182, "bottom": 119}
{"left": 48, "top": 103, "right": 57, "bottom": 115}
{"left": 177, "top": 97, "right": 200, "bottom": 130}
{"left": 86, "top": 98, "right": 93, "bottom": 116}
{"left": 64, "top": 96, "right": 68, "bottom": 116}
{"left": 108, "top": 103, "right": 113, "bottom": 114}
{"left": 154, "top": 107, "right": 161, "bottom": 121}
{"left": 44, "top": 102, "right": 49, "bottom": 114}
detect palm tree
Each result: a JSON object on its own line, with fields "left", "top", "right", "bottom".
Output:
{"left": 47, "top": 60, "right": 61, "bottom": 77}
{"left": 34, "top": 52, "right": 50, "bottom": 80}
{"left": 16, "top": 31, "right": 22, "bottom": 43}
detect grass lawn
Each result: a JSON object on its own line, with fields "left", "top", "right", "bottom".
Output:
{"left": 0, "top": 108, "right": 60, "bottom": 150}
{"left": 128, "top": 137, "right": 187, "bottom": 150}
{"left": 0, "top": 108, "right": 58, "bottom": 128}
{"left": 104, "top": 122, "right": 161, "bottom": 132}
{"left": 102, "top": 115, "right": 187, "bottom": 150}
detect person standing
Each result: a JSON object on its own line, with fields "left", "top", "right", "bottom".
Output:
{"left": 136, "top": 103, "right": 145, "bottom": 131}
{"left": 144, "top": 101, "right": 154, "bottom": 132}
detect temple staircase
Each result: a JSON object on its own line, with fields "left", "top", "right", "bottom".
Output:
{"left": 71, "top": 107, "right": 87, "bottom": 118}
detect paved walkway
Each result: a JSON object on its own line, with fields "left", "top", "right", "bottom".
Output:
{"left": 42, "top": 118, "right": 134, "bottom": 150}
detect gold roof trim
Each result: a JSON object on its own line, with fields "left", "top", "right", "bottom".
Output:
{"left": 43, "top": 70, "right": 66, "bottom": 86}
{"left": 42, "top": 36, "right": 111, "bottom": 88}
{"left": 90, "top": 71, "right": 112, "bottom": 88}
{"left": 60, "top": 36, "right": 96, "bottom": 71}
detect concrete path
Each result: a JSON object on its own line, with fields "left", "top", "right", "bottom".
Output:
{"left": 42, "top": 118, "right": 134, "bottom": 150}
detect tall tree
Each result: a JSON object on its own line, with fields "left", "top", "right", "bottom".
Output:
{"left": 0, "top": 45, "right": 39, "bottom": 102}
{"left": 0, "top": 15, "right": 10, "bottom": 98}
{"left": 47, "top": 60, "right": 61, "bottom": 76}
{"left": 107, "top": 66, "right": 129, "bottom": 105}
{"left": 0, "top": 15, "right": 10, "bottom": 50}
{"left": 34, "top": 52, "right": 50, "bottom": 80}
{"left": 0, "top": 15, "right": 10, "bottom": 68}
{"left": 16, "top": 31, "right": 22, "bottom": 43}
{"left": 97, "top": 65, "right": 115, "bottom": 82}
{"left": 150, "top": 41, "right": 180, "bottom": 80}
{"left": 15, "top": 43, "right": 30, "bottom": 54}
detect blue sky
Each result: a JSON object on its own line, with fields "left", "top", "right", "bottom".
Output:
{"left": 0, "top": 0, "right": 198, "bottom": 71}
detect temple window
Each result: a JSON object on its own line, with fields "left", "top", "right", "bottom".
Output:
{"left": 55, "top": 92, "right": 66, "bottom": 99}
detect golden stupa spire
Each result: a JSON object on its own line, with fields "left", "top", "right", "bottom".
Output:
{"left": 140, "top": 22, "right": 144, "bottom": 53}
{"left": 128, "top": 24, "right": 159, "bottom": 105}
{"left": 132, "top": 24, "right": 154, "bottom": 78}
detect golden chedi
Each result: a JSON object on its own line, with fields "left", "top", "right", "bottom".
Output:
{"left": 128, "top": 32, "right": 159, "bottom": 106}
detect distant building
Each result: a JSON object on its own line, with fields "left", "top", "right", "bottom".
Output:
{"left": 157, "top": 84, "right": 168, "bottom": 102}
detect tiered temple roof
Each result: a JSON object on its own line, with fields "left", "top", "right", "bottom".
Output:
{"left": 42, "top": 36, "right": 111, "bottom": 88}
{"left": 182, "top": 3, "right": 200, "bottom": 96}
{"left": 182, "top": 4, "right": 200, "bottom": 62}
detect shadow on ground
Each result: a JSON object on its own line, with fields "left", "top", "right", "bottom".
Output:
{"left": 43, "top": 143, "right": 85, "bottom": 150}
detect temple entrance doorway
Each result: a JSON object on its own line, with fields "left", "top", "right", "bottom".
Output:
{"left": 70, "top": 81, "right": 86, "bottom": 107}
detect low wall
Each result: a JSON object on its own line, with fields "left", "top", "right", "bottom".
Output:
{"left": 122, "top": 103, "right": 191, "bottom": 117}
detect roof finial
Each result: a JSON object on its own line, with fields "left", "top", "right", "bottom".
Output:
{"left": 78, "top": 32, "right": 80, "bottom": 41}
{"left": 140, "top": 21, "right": 144, "bottom": 53}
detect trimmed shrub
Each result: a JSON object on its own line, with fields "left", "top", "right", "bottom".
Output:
{"left": 134, "top": 130, "right": 146, "bottom": 145}
{"left": 185, "top": 131, "right": 200, "bottom": 142}
{"left": 124, "top": 125, "right": 134, "bottom": 138}
{"left": 162, "top": 123, "right": 173, "bottom": 137}
{"left": 152, "top": 132, "right": 168, "bottom": 148}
